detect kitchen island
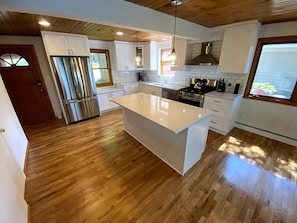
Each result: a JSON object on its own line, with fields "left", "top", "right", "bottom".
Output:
{"left": 110, "top": 93, "right": 212, "bottom": 175}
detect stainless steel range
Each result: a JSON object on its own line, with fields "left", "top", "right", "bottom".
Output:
{"left": 178, "top": 78, "right": 217, "bottom": 107}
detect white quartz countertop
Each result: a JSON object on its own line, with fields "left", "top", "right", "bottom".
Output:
{"left": 110, "top": 92, "right": 212, "bottom": 134}
{"left": 141, "top": 82, "right": 185, "bottom": 91}
{"left": 96, "top": 86, "right": 124, "bottom": 94}
{"left": 205, "top": 91, "right": 243, "bottom": 100}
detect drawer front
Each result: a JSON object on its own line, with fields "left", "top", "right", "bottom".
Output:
{"left": 209, "top": 116, "right": 230, "bottom": 132}
{"left": 203, "top": 102, "right": 231, "bottom": 118}
{"left": 204, "top": 96, "right": 232, "bottom": 109}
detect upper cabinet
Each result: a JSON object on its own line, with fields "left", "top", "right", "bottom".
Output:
{"left": 219, "top": 21, "right": 261, "bottom": 74}
{"left": 41, "top": 31, "right": 90, "bottom": 56}
{"left": 114, "top": 41, "right": 135, "bottom": 71}
{"left": 114, "top": 41, "right": 157, "bottom": 71}
{"left": 143, "top": 41, "right": 158, "bottom": 71}
{"left": 171, "top": 38, "right": 188, "bottom": 71}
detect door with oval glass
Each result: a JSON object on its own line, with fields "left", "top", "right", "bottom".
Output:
{"left": 0, "top": 45, "right": 55, "bottom": 126}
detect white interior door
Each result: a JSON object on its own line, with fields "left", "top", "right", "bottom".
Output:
{"left": 0, "top": 134, "right": 28, "bottom": 223}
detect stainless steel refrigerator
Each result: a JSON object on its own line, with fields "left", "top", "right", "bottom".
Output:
{"left": 51, "top": 56, "right": 100, "bottom": 124}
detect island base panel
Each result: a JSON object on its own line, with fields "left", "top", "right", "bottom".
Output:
{"left": 122, "top": 109, "right": 210, "bottom": 175}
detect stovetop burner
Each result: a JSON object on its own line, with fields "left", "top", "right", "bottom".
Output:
{"left": 177, "top": 78, "right": 218, "bottom": 107}
{"left": 179, "top": 86, "right": 205, "bottom": 94}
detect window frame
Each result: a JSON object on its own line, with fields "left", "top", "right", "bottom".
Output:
{"left": 90, "top": 48, "right": 113, "bottom": 87}
{"left": 244, "top": 36, "right": 297, "bottom": 106}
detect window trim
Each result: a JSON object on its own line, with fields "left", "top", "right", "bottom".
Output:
{"left": 244, "top": 36, "right": 297, "bottom": 106}
{"left": 90, "top": 48, "right": 113, "bottom": 87}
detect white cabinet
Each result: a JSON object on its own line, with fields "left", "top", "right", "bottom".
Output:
{"left": 171, "top": 38, "right": 188, "bottom": 71}
{"left": 139, "top": 84, "right": 162, "bottom": 97}
{"left": 97, "top": 90, "right": 123, "bottom": 114}
{"left": 219, "top": 22, "right": 260, "bottom": 74}
{"left": 123, "top": 83, "right": 139, "bottom": 95}
{"left": 114, "top": 41, "right": 157, "bottom": 71}
{"left": 114, "top": 41, "right": 136, "bottom": 71}
{"left": 204, "top": 93, "right": 242, "bottom": 135}
{"left": 41, "top": 31, "right": 90, "bottom": 56}
{"left": 143, "top": 41, "right": 158, "bottom": 70}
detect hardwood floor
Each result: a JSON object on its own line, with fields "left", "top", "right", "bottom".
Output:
{"left": 25, "top": 109, "right": 297, "bottom": 223}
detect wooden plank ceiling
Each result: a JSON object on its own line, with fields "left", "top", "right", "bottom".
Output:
{"left": 0, "top": 11, "right": 169, "bottom": 42}
{"left": 1, "top": 0, "right": 297, "bottom": 42}
{"left": 126, "top": 0, "right": 297, "bottom": 27}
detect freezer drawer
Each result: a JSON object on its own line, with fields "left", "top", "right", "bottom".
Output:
{"left": 64, "top": 97, "right": 100, "bottom": 123}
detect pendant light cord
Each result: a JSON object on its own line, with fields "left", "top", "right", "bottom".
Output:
{"left": 173, "top": 3, "right": 177, "bottom": 50}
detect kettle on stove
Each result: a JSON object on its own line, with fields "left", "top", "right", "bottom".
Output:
{"left": 217, "top": 78, "right": 226, "bottom": 92}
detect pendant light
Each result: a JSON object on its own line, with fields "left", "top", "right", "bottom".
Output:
{"left": 167, "top": 0, "right": 182, "bottom": 67}
{"left": 135, "top": 31, "right": 143, "bottom": 68}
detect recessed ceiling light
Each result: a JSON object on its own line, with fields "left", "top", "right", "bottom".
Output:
{"left": 38, "top": 20, "right": 50, "bottom": 27}
{"left": 116, "top": 31, "right": 124, "bottom": 36}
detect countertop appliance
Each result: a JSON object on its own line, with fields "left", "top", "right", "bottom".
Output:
{"left": 177, "top": 78, "right": 217, "bottom": 107}
{"left": 137, "top": 72, "right": 145, "bottom": 81}
{"left": 51, "top": 56, "right": 100, "bottom": 124}
{"left": 217, "top": 78, "right": 226, "bottom": 92}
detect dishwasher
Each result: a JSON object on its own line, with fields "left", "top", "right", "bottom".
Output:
{"left": 161, "top": 88, "right": 178, "bottom": 101}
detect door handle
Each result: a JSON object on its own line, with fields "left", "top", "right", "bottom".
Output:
{"left": 0, "top": 128, "right": 5, "bottom": 133}
{"left": 36, "top": 80, "right": 42, "bottom": 86}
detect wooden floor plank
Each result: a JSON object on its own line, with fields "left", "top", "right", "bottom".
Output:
{"left": 24, "top": 109, "right": 297, "bottom": 223}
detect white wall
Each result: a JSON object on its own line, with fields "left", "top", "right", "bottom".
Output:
{"left": 0, "top": 36, "right": 62, "bottom": 118}
{"left": 236, "top": 21, "right": 297, "bottom": 146}
{"left": 0, "top": 76, "right": 28, "bottom": 222}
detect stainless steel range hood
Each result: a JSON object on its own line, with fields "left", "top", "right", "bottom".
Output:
{"left": 186, "top": 42, "right": 219, "bottom": 66}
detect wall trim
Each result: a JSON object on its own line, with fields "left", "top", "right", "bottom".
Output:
{"left": 23, "top": 142, "right": 30, "bottom": 176}
{"left": 235, "top": 122, "right": 297, "bottom": 147}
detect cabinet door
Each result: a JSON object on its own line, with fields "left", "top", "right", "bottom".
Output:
{"left": 115, "top": 42, "right": 136, "bottom": 71}
{"left": 110, "top": 91, "right": 123, "bottom": 109}
{"left": 124, "top": 84, "right": 138, "bottom": 95}
{"left": 142, "top": 85, "right": 162, "bottom": 97}
{"left": 98, "top": 93, "right": 112, "bottom": 111}
{"left": 67, "top": 36, "right": 90, "bottom": 56}
{"left": 219, "top": 23, "right": 260, "bottom": 74}
{"left": 42, "top": 34, "right": 70, "bottom": 55}
{"left": 171, "top": 38, "right": 187, "bottom": 71}
{"left": 42, "top": 32, "right": 90, "bottom": 56}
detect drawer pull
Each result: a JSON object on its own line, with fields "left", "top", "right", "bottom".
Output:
{"left": 210, "top": 121, "right": 217, "bottom": 124}
{"left": 212, "top": 109, "right": 219, "bottom": 113}
{"left": 213, "top": 100, "right": 221, "bottom": 103}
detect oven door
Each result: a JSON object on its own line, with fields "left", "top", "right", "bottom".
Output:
{"left": 178, "top": 98, "right": 202, "bottom": 107}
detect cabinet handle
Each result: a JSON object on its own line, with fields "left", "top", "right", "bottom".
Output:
{"left": 210, "top": 121, "right": 217, "bottom": 124}
{"left": 212, "top": 109, "right": 219, "bottom": 113}
{"left": 213, "top": 100, "right": 221, "bottom": 103}
{"left": 0, "top": 128, "right": 5, "bottom": 133}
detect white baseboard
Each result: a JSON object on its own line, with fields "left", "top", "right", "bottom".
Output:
{"left": 235, "top": 122, "right": 297, "bottom": 147}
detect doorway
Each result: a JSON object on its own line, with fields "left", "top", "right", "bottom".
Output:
{"left": 0, "top": 45, "right": 55, "bottom": 126}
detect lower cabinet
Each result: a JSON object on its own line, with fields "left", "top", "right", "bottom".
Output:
{"left": 204, "top": 93, "right": 242, "bottom": 135}
{"left": 97, "top": 90, "right": 123, "bottom": 114}
{"left": 139, "top": 84, "right": 162, "bottom": 97}
{"left": 123, "top": 83, "right": 139, "bottom": 95}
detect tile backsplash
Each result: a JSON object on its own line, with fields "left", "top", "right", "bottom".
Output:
{"left": 112, "top": 40, "right": 248, "bottom": 94}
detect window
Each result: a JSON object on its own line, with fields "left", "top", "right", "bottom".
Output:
{"left": 0, "top": 53, "right": 29, "bottom": 67}
{"left": 159, "top": 48, "right": 175, "bottom": 77}
{"left": 90, "top": 49, "right": 113, "bottom": 87}
{"left": 245, "top": 36, "right": 297, "bottom": 106}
